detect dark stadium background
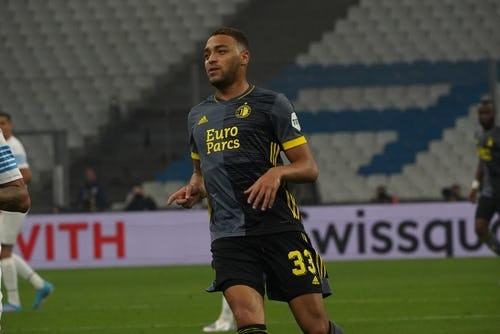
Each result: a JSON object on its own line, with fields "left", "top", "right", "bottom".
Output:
{"left": 0, "top": 0, "right": 497, "bottom": 212}
{"left": 1, "top": 2, "right": 500, "bottom": 333}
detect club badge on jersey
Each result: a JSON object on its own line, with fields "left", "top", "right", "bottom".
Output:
{"left": 291, "top": 112, "right": 301, "bottom": 131}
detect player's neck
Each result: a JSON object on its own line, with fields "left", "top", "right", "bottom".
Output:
{"left": 215, "top": 80, "right": 250, "bottom": 101}
{"left": 482, "top": 123, "right": 495, "bottom": 131}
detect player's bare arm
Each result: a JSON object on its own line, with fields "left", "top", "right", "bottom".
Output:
{"left": 0, "top": 178, "right": 31, "bottom": 213}
{"left": 469, "top": 160, "right": 483, "bottom": 203}
{"left": 167, "top": 160, "right": 206, "bottom": 208}
{"left": 20, "top": 167, "right": 32, "bottom": 184}
{"left": 244, "top": 143, "right": 318, "bottom": 210}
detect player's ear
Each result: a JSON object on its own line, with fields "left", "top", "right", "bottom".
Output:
{"left": 240, "top": 49, "right": 250, "bottom": 65}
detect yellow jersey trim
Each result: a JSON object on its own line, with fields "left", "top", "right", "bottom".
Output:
{"left": 191, "top": 152, "right": 200, "bottom": 160}
{"left": 282, "top": 136, "right": 307, "bottom": 151}
{"left": 213, "top": 85, "right": 255, "bottom": 103}
{"left": 238, "top": 85, "right": 255, "bottom": 99}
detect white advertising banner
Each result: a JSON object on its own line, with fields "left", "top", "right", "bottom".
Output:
{"left": 18, "top": 202, "right": 497, "bottom": 269}
{"left": 302, "top": 202, "right": 497, "bottom": 260}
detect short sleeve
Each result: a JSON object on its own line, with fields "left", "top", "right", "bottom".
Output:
{"left": 188, "top": 109, "right": 200, "bottom": 160}
{"left": 271, "top": 93, "right": 307, "bottom": 150}
{"left": 0, "top": 132, "right": 22, "bottom": 184}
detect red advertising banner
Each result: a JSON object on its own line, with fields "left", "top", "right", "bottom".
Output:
{"left": 19, "top": 202, "right": 496, "bottom": 269}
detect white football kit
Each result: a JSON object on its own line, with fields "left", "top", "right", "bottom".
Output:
{"left": 0, "top": 134, "right": 26, "bottom": 244}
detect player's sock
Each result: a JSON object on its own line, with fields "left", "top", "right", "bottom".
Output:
{"left": 218, "top": 296, "right": 234, "bottom": 323}
{"left": 328, "top": 321, "right": 344, "bottom": 334}
{"left": 13, "top": 254, "right": 44, "bottom": 289}
{"left": 1, "top": 257, "right": 20, "bottom": 306}
{"left": 483, "top": 232, "right": 500, "bottom": 256}
{"left": 237, "top": 324, "right": 267, "bottom": 333}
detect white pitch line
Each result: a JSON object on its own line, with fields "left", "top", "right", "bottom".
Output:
{"left": 327, "top": 296, "right": 500, "bottom": 304}
{"left": 341, "top": 313, "right": 500, "bottom": 323}
{"left": 2, "top": 323, "right": 203, "bottom": 333}
{"left": 8, "top": 314, "right": 500, "bottom": 333}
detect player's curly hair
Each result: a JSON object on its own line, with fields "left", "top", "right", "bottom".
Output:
{"left": 210, "top": 27, "right": 250, "bottom": 51}
{"left": 0, "top": 111, "right": 12, "bottom": 121}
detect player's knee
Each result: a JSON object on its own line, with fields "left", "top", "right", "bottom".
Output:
{"left": 475, "top": 220, "right": 490, "bottom": 238}
{"left": 0, "top": 245, "right": 14, "bottom": 258}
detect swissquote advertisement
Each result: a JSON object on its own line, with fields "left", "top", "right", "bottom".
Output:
{"left": 19, "top": 202, "right": 498, "bottom": 269}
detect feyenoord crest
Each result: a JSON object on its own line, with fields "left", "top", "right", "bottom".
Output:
{"left": 235, "top": 102, "right": 251, "bottom": 118}
{"left": 291, "top": 112, "right": 301, "bottom": 131}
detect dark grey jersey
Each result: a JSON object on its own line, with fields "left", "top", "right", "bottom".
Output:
{"left": 475, "top": 126, "right": 500, "bottom": 197}
{"left": 188, "top": 86, "right": 307, "bottom": 241}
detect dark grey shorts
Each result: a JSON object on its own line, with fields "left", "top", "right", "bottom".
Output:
{"left": 476, "top": 195, "right": 500, "bottom": 221}
{"left": 209, "top": 231, "right": 332, "bottom": 302}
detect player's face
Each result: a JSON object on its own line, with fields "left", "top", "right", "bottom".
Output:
{"left": 478, "top": 105, "right": 495, "bottom": 130}
{"left": 0, "top": 116, "right": 12, "bottom": 139}
{"left": 204, "top": 34, "right": 248, "bottom": 89}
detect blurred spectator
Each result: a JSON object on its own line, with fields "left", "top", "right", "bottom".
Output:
{"left": 108, "top": 95, "right": 122, "bottom": 122}
{"left": 371, "top": 185, "right": 398, "bottom": 204}
{"left": 124, "top": 185, "right": 157, "bottom": 211}
{"left": 441, "top": 184, "right": 465, "bottom": 201}
{"left": 76, "top": 167, "right": 108, "bottom": 212}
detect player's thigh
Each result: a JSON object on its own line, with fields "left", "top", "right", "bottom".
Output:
{"left": 210, "top": 236, "right": 266, "bottom": 296}
{"left": 0, "top": 212, "right": 25, "bottom": 245}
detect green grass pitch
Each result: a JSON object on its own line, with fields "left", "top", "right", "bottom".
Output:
{"left": 3, "top": 257, "right": 499, "bottom": 333}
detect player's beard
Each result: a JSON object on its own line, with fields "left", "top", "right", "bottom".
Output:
{"left": 480, "top": 118, "right": 495, "bottom": 130}
{"left": 208, "top": 63, "right": 239, "bottom": 90}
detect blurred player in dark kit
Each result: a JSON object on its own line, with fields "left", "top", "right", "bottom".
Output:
{"left": 469, "top": 97, "right": 500, "bottom": 256}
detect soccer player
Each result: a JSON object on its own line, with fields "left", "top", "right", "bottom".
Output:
{"left": 168, "top": 27, "right": 343, "bottom": 334}
{"left": 0, "top": 128, "right": 31, "bottom": 328}
{"left": 0, "top": 112, "right": 54, "bottom": 312}
{"left": 468, "top": 97, "right": 500, "bottom": 255}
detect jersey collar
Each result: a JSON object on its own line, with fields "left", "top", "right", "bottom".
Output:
{"left": 213, "top": 85, "right": 255, "bottom": 103}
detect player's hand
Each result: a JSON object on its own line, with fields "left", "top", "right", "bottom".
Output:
{"left": 167, "top": 184, "right": 203, "bottom": 208}
{"left": 244, "top": 167, "right": 281, "bottom": 211}
{"left": 468, "top": 188, "right": 478, "bottom": 203}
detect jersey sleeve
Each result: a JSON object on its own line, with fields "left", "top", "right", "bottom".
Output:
{"left": 271, "top": 93, "right": 307, "bottom": 151}
{"left": 187, "top": 109, "right": 200, "bottom": 161}
{"left": 0, "top": 132, "right": 23, "bottom": 184}
{"left": 9, "top": 137, "right": 29, "bottom": 169}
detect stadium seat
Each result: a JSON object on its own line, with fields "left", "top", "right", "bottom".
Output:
{"left": 2, "top": 0, "right": 498, "bottom": 208}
